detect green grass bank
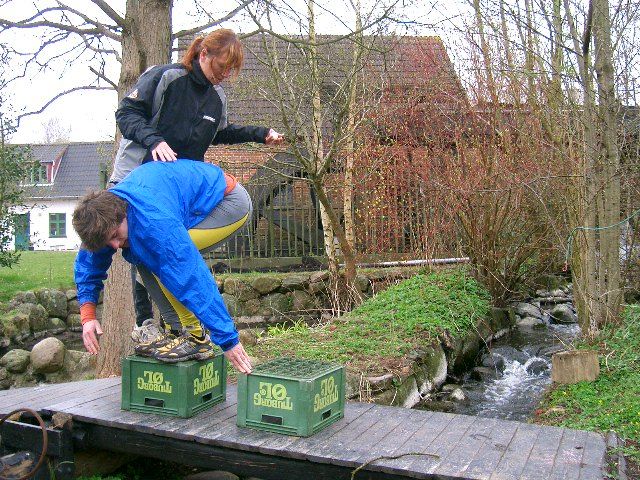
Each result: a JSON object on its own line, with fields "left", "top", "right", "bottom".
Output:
{"left": 249, "top": 268, "right": 491, "bottom": 374}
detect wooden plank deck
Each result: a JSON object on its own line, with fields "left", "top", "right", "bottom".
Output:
{"left": 0, "top": 378, "right": 607, "bottom": 480}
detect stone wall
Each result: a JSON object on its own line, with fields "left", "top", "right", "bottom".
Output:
{"left": 0, "top": 269, "right": 417, "bottom": 389}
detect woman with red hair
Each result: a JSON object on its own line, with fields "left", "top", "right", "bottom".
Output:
{"left": 109, "top": 28, "right": 283, "bottom": 346}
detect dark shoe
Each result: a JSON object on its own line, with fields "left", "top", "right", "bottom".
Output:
{"left": 153, "top": 334, "right": 215, "bottom": 363}
{"left": 134, "top": 331, "right": 177, "bottom": 357}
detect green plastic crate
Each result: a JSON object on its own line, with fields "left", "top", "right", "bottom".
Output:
{"left": 237, "top": 357, "right": 345, "bottom": 436}
{"left": 121, "top": 353, "right": 226, "bottom": 418}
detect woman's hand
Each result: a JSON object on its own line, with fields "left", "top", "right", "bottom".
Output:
{"left": 265, "top": 129, "right": 285, "bottom": 146}
{"left": 151, "top": 141, "right": 177, "bottom": 161}
{"left": 224, "top": 343, "right": 253, "bottom": 374}
{"left": 82, "top": 319, "right": 104, "bottom": 355}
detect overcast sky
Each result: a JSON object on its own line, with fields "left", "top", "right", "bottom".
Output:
{"left": 0, "top": 1, "right": 467, "bottom": 144}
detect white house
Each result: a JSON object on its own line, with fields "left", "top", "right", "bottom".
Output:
{"left": 12, "top": 142, "right": 114, "bottom": 251}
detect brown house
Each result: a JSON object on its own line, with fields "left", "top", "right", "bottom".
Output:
{"left": 181, "top": 34, "right": 467, "bottom": 259}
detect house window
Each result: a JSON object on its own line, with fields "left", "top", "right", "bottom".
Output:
{"left": 49, "top": 213, "right": 66, "bottom": 238}
{"left": 28, "top": 164, "right": 48, "bottom": 184}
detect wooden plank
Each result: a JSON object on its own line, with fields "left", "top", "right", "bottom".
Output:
{"left": 405, "top": 412, "right": 477, "bottom": 475}
{"left": 379, "top": 410, "right": 456, "bottom": 471}
{"left": 216, "top": 420, "right": 279, "bottom": 451}
{"left": 0, "top": 420, "right": 66, "bottom": 457}
{"left": 459, "top": 417, "right": 519, "bottom": 479}
{"left": 154, "top": 400, "right": 240, "bottom": 442}
{"left": 432, "top": 416, "right": 499, "bottom": 477}
{"left": 328, "top": 405, "right": 418, "bottom": 466}
{"left": 489, "top": 422, "right": 541, "bottom": 479}
{"left": 51, "top": 386, "right": 121, "bottom": 419}
{"left": 256, "top": 401, "right": 376, "bottom": 458}
{"left": 577, "top": 464, "right": 607, "bottom": 480}
{"left": 519, "top": 425, "right": 564, "bottom": 479}
{"left": 0, "top": 380, "right": 101, "bottom": 412}
{"left": 580, "top": 431, "right": 607, "bottom": 466}
{"left": 46, "top": 382, "right": 121, "bottom": 414}
{"left": 577, "top": 431, "right": 607, "bottom": 480}
{"left": 370, "top": 409, "right": 437, "bottom": 476}
{"left": 293, "top": 404, "right": 390, "bottom": 464}
{"left": 351, "top": 408, "right": 434, "bottom": 468}
{"left": 548, "top": 428, "right": 588, "bottom": 480}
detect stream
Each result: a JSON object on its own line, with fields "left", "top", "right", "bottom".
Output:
{"left": 455, "top": 322, "right": 581, "bottom": 421}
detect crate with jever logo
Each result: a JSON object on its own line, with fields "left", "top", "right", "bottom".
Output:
{"left": 121, "top": 353, "right": 226, "bottom": 418}
{"left": 237, "top": 357, "right": 345, "bottom": 436}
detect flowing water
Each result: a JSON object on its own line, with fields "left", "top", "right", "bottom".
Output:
{"left": 454, "top": 323, "right": 581, "bottom": 421}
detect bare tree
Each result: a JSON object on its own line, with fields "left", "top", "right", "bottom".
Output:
{"left": 242, "top": 0, "right": 412, "bottom": 309}
{"left": 464, "top": 0, "right": 635, "bottom": 333}
{"left": 0, "top": 0, "right": 252, "bottom": 375}
{"left": 41, "top": 117, "right": 71, "bottom": 143}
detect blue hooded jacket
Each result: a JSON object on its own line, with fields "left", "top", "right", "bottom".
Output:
{"left": 74, "top": 160, "right": 238, "bottom": 351}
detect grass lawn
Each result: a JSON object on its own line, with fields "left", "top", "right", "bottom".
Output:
{"left": 0, "top": 251, "right": 76, "bottom": 301}
{"left": 534, "top": 304, "right": 640, "bottom": 466}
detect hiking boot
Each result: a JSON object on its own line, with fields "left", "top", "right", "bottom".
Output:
{"left": 153, "top": 334, "right": 215, "bottom": 363}
{"left": 131, "top": 319, "right": 162, "bottom": 344}
{"left": 133, "top": 331, "right": 177, "bottom": 357}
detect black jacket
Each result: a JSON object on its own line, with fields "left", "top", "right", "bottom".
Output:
{"left": 110, "top": 59, "right": 268, "bottom": 183}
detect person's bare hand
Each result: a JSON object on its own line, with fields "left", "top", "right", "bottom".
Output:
{"left": 264, "top": 129, "right": 285, "bottom": 146}
{"left": 224, "top": 343, "right": 252, "bottom": 374}
{"left": 82, "top": 320, "right": 103, "bottom": 355}
{"left": 151, "top": 141, "right": 177, "bottom": 161}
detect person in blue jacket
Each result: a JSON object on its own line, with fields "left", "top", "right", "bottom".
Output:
{"left": 73, "top": 160, "right": 252, "bottom": 373}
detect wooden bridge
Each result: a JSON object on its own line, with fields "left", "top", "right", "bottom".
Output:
{"left": 0, "top": 377, "right": 608, "bottom": 479}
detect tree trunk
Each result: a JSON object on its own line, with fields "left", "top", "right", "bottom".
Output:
{"left": 592, "top": 0, "right": 621, "bottom": 325}
{"left": 97, "top": 0, "right": 173, "bottom": 377}
{"left": 342, "top": 0, "right": 363, "bottom": 252}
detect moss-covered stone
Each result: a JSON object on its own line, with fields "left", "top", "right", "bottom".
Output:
{"left": 12, "top": 291, "right": 37, "bottom": 305}
{"left": 354, "top": 275, "right": 371, "bottom": 293}
{"left": 35, "top": 288, "right": 68, "bottom": 318}
{"left": 251, "top": 276, "right": 282, "bottom": 294}
{"left": 224, "top": 278, "right": 258, "bottom": 301}
{"left": 241, "top": 299, "right": 265, "bottom": 316}
{"left": 0, "top": 367, "right": 11, "bottom": 389}
{"left": 0, "top": 349, "right": 31, "bottom": 374}
{"left": 291, "top": 290, "right": 317, "bottom": 311}
{"left": 66, "top": 314, "right": 82, "bottom": 332}
{"left": 18, "top": 303, "right": 48, "bottom": 333}
{"left": 67, "top": 299, "right": 80, "bottom": 315}
{"left": 372, "top": 375, "right": 419, "bottom": 407}
{"left": 281, "top": 273, "right": 310, "bottom": 291}
{"left": 488, "top": 306, "right": 516, "bottom": 333}
{"left": 48, "top": 318, "right": 67, "bottom": 334}
{"left": 0, "top": 309, "right": 30, "bottom": 340}
{"left": 261, "top": 293, "right": 291, "bottom": 315}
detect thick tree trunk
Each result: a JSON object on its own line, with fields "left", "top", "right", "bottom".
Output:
{"left": 97, "top": 0, "right": 173, "bottom": 377}
{"left": 593, "top": 0, "right": 621, "bottom": 325}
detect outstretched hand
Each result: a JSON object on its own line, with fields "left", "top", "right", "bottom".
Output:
{"left": 224, "top": 342, "right": 252, "bottom": 374}
{"left": 151, "top": 141, "right": 177, "bottom": 161}
{"left": 82, "top": 319, "right": 103, "bottom": 355}
{"left": 265, "top": 129, "right": 285, "bottom": 146}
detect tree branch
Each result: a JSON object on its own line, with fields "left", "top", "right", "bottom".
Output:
{"left": 89, "top": 66, "right": 117, "bottom": 89}
{"left": 90, "top": 0, "right": 126, "bottom": 27}
{"left": 16, "top": 86, "right": 115, "bottom": 126}
{"left": 172, "top": 0, "right": 255, "bottom": 39}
